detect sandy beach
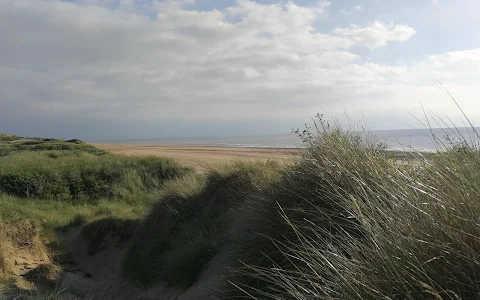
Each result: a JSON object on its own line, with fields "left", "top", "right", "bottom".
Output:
{"left": 94, "top": 144, "right": 302, "bottom": 170}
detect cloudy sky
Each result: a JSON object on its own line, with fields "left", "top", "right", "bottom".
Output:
{"left": 1, "top": 0, "right": 479, "bottom": 139}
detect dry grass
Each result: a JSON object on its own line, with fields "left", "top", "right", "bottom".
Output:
{"left": 226, "top": 116, "right": 480, "bottom": 299}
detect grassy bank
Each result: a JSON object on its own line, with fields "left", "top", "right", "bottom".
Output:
{"left": 0, "top": 136, "right": 191, "bottom": 231}
{"left": 0, "top": 137, "right": 192, "bottom": 298}
{"left": 0, "top": 137, "right": 106, "bottom": 157}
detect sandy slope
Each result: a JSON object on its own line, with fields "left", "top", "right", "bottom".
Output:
{"left": 58, "top": 226, "right": 227, "bottom": 300}
{"left": 93, "top": 144, "right": 302, "bottom": 170}
{"left": 59, "top": 227, "right": 182, "bottom": 300}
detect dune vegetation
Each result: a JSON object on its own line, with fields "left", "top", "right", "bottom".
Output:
{"left": 2, "top": 116, "right": 480, "bottom": 299}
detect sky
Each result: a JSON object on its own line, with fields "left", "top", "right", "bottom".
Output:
{"left": 1, "top": 0, "right": 480, "bottom": 140}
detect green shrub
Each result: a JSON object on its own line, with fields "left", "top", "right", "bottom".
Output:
{"left": 0, "top": 170, "right": 70, "bottom": 200}
{"left": 82, "top": 218, "right": 139, "bottom": 254}
{"left": 0, "top": 153, "right": 191, "bottom": 202}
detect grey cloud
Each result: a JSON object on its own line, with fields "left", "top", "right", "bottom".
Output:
{"left": 0, "top": 0, "right": 478, "bottom": 138}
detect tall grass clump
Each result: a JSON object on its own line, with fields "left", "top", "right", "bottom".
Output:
{"left": 0, "top": 152, "right": 191, "bottom": 203}
{"left": 228, "top": 114, "right": 480, "bottom": 299}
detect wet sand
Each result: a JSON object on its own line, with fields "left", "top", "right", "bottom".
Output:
{"left": 93, "top": 144, "right": 302, "bottom": 171}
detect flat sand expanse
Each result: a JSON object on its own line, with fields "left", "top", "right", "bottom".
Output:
{"left": 94, "top": 144, "right": 303, "bottom": 171}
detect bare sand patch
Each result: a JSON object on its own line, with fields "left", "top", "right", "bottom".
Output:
{"left": 93, "top": 145, "right": 303, "bottom": 171}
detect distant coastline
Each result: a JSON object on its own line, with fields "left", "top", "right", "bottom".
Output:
{"left": 89, "top": 127, "right": 479, "bottom": 152}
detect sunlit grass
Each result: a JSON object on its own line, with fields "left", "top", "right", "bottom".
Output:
{"left": 227, "top": 115, "right": 480, "bottom": 299}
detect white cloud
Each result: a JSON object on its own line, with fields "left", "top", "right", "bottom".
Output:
{"left": 339, "top": 4, "right": 363, "bottom": 15}
{"left": 334, "top": 21, "right": 416, "bottom": 49}
{"left": 427, "top": 49, "right": 480, "bottom": 67}
{"left": 0, "top": 0, "right": 479, "bottom": 135}
{"left": 243, "top": 67, "right": 262, "bottom": 79}
{"left": 226, "top": 0, "right": 329, "bottom": 35}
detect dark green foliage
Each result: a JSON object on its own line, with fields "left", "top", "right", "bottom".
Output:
{"left": 64, "top": 214, "right": 88, "bottom": 229}
{"left": 0, "top": 170, "right": 70, "bottom": 200}
{"left": 159, "top": 238, "right": 216, "bottom": 287}
{"left": 0, "top": 137, "right": 106, "bottom": 157}
{"left": 0, "top": 152, "right": 191, "bottom": 202}
{"left": 65, "top": 139, "right": 85, "bottom": 144}
{"left": 82, "top": 218, "right": 139, "bottom": 254}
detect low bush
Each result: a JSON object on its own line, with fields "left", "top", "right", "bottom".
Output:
{"left": 0, "top": 152, "right": 191, "bottom": 203}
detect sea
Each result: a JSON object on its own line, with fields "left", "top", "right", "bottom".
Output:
{"left": 92, "top": 127, "right": 480, "bottom": 152}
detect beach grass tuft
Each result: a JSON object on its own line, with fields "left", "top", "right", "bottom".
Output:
{"left": 224, "top": 114, "right": 480, "bottom": 299}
